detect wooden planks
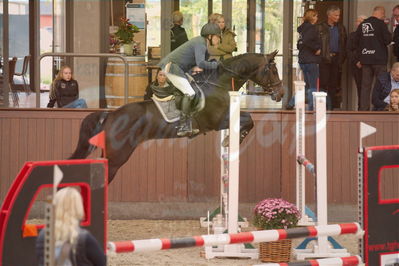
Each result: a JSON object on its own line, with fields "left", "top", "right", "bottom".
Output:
{"left": 0, "top": 109, "right": 398, "bottom": 205}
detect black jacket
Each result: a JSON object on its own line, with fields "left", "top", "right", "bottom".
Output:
{"left": 171, "top": 24, "right": 189, "bottom": 51}
{"left": 316, "top": 22, "right": 347, "bottom": 64}
{"left": 354, "top": 16, "right": 392, "bottom": 65}
{"left": 372, "top": 71, "right": 392, "bottom": 110}
{"left": 36, "top": 228, "right": 106, "bottom": 266}
{"left": 47, "top": 79, "right": 79, "bottom": 108}
{"left": 347, "top": 31, "right": 360, "bottom": 65}
{"left": 297, "top": 22, "right": 321, "bottom": 64}
{"left": 394, "top": 26, "right": 399, "bottom": 60}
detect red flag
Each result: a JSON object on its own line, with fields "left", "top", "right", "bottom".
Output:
{"left": 89, "top": 131, "right": 106, "bottom": 157}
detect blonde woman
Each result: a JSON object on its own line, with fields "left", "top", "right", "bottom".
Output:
{"left": 36, "top": 187, "right": 106, "bottom": 266}
{"left": 386, "top": 89, "right": 399, "bottom": 111}
{"left": 207, "top": 13, "right": 237, "bottom": 61}
{"left": 47, "top": 66, "right": 87, "bottom": 108}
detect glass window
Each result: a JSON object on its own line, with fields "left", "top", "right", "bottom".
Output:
{"left": 40, "top": 0, "right": 54, "bottom": 92}
{"left": 212, "top": 0, "right": 222, "bottom": 15}
{"left": 232, "top": 0, "right": 247, "bottom": 55}
{"left": 180, "top": 0, "right": 208, "bottom": 39}
{"left": 146, "top": 0, "right": 161, "bottom": 47}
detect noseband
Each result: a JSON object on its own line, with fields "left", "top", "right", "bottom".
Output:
{"left": 220, "top": 56, "right": 282, "bottom": 91}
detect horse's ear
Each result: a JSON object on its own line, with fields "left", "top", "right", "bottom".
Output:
{"left": 268, "top": 50, "right": 278, "bottom": 60}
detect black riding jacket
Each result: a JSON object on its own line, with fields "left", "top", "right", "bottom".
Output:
{"left": 354, "top": 16, "right": 392, "bottom": 65}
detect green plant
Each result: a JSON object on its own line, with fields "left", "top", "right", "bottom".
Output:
{"left": 253, "top": 198, "right": 300, "bottom": 230}
{"left": 115, "top": 17, "right": 140, "bottom": 44}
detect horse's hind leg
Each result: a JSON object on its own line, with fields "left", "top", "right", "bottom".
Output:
{"left": 106, "top": 144, "right": 138, "bottom": 183}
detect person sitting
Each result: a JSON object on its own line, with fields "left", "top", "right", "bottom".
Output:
{"left": 158, "top": 22, "right": 221, "bottom": 137}
{"left": 372, "top": 62, "right": 399, "bottom": 110}
{"left": 386, "top": 89, "right": 399, "bottom": 111}
{"left": 207, "top": 13, "right": 237, "bottom": 61}
{"left": 47, "top": 65, "right": 87, "bottom": 108}
{"left": 36, "top": 187, "right": 106, "bottom": 266}
{"left": 144, "top": 70, "right": 177, "bottom": 100}
{"left": 170, "top": 11, "right": 189, "bottom": 51}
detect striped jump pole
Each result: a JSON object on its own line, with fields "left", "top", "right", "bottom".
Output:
{"left": 107, "top": 223, "right": 363, "bottom": 253}
{"left": 297, "top": 155, "right": 315, "bottom": 177}
{"left": 254, "top": 255, "right": 363, "bottom": 266}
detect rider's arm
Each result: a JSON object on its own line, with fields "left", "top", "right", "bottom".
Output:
{"left": 195, "top": 44, "right": 219, "bottom": 69}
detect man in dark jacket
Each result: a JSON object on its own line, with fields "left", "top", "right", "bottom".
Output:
{"left": 170, "top": 11, "right": 189, "bottom": 51}
{"left": 347, "top": 15, "right": 367, "bottom": 109}
{"left": 316, "top": 5, "right": 347, "bottom": 110}
{"left": 372, "top": 62, "right": 399, "bottom": 110}
{"left": 355, "top": 6, "right": 392, "bottom": 110}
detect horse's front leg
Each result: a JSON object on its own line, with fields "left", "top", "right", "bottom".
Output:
{"left": 218, "top": 111, "right": 254, "bottom": 146}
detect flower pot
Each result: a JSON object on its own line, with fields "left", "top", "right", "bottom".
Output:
{"left": 259, "top": 239, "right": 292, "bottom": 263}
{"left": 123, "top": 43, "right": 134, "bottom": 56}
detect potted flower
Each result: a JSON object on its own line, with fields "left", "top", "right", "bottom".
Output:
{"left": 253, "top": 198, "right": 301, "bottom": 263}
{"left": 115, "top": 17, "right": 139, "bottom": 56}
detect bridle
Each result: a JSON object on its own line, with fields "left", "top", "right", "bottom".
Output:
{"left": 219, "top": 56, "right": 282, "bottom": 91}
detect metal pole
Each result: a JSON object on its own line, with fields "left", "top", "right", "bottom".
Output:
{"left": 36, "top": 53, "right": 129, "bottom": 107}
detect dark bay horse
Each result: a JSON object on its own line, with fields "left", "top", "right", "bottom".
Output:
{"left": 70, "top": 52, "right": 283, "bottom": 182}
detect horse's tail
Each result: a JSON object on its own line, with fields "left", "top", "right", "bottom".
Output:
{"left": 69, "top": 111, "right": 109, "bottom": 159}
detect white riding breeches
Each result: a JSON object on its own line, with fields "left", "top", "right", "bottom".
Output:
{"left": 161, "top": 62, "right": 195, "bottom": 97}
{"left": 165, "top": 72, "right": 195, "bottom": 96}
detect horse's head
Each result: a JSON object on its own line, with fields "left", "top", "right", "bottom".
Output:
{"left": 252, "top": 51, "right": 284, "bottom": 102}
{"left": 219, "top": 52, "right": 284, "bottom": 102}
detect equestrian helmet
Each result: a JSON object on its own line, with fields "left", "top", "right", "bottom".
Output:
{"left": 200, "top": 23, "right": 221, "bottom": 37}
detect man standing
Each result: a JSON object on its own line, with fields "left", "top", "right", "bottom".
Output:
{"left": 355, "top": 6, "right": 392, "bottom": 111}
{"left": 393, "top": 5, "right": 399, "bottom": 62}
{"left": 317, "top": 6, "right": 347, "bottom": 110}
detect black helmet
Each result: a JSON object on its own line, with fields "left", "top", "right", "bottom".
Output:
{"left": 200, "top": 23, "right": 221, "bottom": 37}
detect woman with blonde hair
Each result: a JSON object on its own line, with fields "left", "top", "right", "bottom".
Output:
{"left": 386, "top": 89, "right": 399, "bottom": 111}
{"left": 207, "top": 13, "right": 237, "bottom": 61}
{"left": 287, "top": 9, "right": 321, "bottom": 110}
{"left": 47, "top": 65, "right": 87, "bottom": 108}
{"left": 36, "top": 187, "right": 106, "bottom": 266}
{"left": 170, "top": 11, "right": 188, "bottom": 51}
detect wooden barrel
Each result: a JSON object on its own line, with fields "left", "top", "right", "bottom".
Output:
{"left": 105, "top": 56, "right": 148, "bottom": 108}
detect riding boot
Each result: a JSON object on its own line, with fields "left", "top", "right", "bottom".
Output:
{"left": 177, "top": 95, "right": 199, "bottom": 137}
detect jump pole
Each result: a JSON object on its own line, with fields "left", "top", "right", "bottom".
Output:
{"left": 254, "top": 255, "right": 363, "bottom": 266}
{"left": 204, "top": 91, "right": 257, "bottom": 259}
{"left": 107, "top": 223, "right": 363, "bottom": 253}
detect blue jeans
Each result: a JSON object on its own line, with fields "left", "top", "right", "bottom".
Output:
{"left": 63, "top": 98, "right": 87, "bottom": 108}
{"left": 288, "top": 63, "right": 319, "bottom": 111}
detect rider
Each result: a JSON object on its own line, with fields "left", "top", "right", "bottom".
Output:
{"left": 158, "top": 22, "right": 221, "bottom": 137}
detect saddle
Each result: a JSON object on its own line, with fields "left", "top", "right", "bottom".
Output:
{"left": 152, "top": 76, "right": 206, "bottom": 123}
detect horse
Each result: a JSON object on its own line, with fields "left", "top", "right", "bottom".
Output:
{"left": 70, "top": 51, "right": 283, "bottom": 183}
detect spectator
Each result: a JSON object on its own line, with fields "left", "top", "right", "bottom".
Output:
{"left": 355, "top": 6, "right": 392, "bottom": 111}
{"left": 170, "top": 11, "right": 189, "bottom": 51}
{"left": 158, "top": 23, "right": 220, "bottom": 137}
{"left": 207, "top": 13, "right": 237, "bottom": 61}
{"left": 287, "top": 9, "right": 321, "bottom": 111}
{"left": 36, "top": 187, "right": 106, "bottom": 266}
{"left": 47, "top": 66, "right": 87, "bottom": 108}
{"left": 144, "top": 70, "right": 177, "bottom": 100}
{"left": 372, "top": 62, "right": 399, "bottom": 110}
{"left": 316, "top": 5, "right": 347, "bottom": 110}
{"left": 347, "top": 15, "right": 367, "bottom": 109}
{"left": 386, "top": 89, "right": 399, "bottom": 111}
{"left": 393, "top": 5, "right": 399, "bottom": 62}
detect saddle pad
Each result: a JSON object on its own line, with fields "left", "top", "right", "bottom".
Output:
{"left": 152, "top": 95, "right": 181, "bottom": 123}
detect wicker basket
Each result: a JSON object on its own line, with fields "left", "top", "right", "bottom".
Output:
{"left": 259, "top": 239, "right": 292, "bottom": 263}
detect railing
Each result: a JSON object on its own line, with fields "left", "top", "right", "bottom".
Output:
{"left": 35, "top": 53, "right": 129, "bottom": 108}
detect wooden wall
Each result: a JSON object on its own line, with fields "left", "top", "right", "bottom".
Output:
{"left": 0, "top": 109, "right": 398, "bottom": 205}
